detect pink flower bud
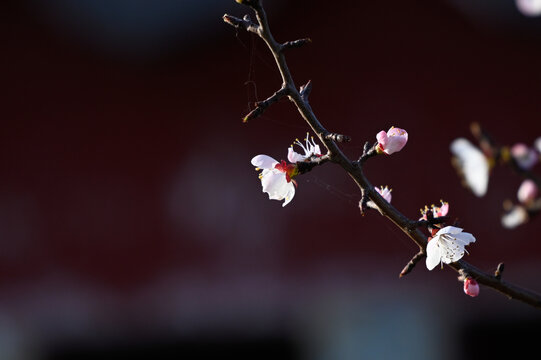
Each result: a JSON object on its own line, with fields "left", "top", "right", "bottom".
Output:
{"left": 376, "top": 127, "right": 408, "bottom": 155}
{"left": 517, "top": 179, "right": 538, "bottom": 205}
{"left": 463, "top": 277, "right": 480, "bottom": 297}
{"left": 375, "top": 186, "right": 392, "bottom": 203}
{"left": 511, "top": 143, "right": 538, "bottom": 170}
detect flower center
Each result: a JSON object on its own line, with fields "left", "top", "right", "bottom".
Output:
{"left": 275, "top": 160, "right": 298, "bottom": 182}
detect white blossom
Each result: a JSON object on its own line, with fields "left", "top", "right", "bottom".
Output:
{"left": 426, "top": 226, "right": 476, "bottom": 270}
{"left": 251, "top": 155, "right": 297, "bottom": 207}
{"left": 501, "top": 205, "right": 529, "bottom": 229}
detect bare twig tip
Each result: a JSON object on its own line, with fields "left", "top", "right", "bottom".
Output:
{"left": 495, "top": 262, "right": 505, "bottom": 280}
{"left": 399, "top": 251, "right": 425, "bottom": 278}
{"left": 282, "top": 38, "right": 312, "bottom": 51}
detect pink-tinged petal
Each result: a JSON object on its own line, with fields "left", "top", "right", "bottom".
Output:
{"left": 463, "top": 278, "right": 480, "bottom": 297}
{"left": 376, "top": 127, "right": 408, "bottom": 155}
{"left": 375, "top": 186, "right": 392, "bottom": 203}
{"left": 425, "top": 238, "right": 442, "bottom": 271}
{"left": 376, "top": 130, "right": 388, "bottom": 143}
{"left": 511, "top": 143, "right": 538, "bottom": 170}
{"left": 516, "top": 0, "right": 541, "bottom": 17}
{"left": 517, "top": 179, "right": 538, "bottom": 204}
{"left": 251, "top": 155, "right": 278, "bottom": 169}
{"left": 287, "top": 147, "right": 306, "bottom": 163}
{"left": 438, "top": 202, "right": 449, "bottom": 217}
{"left": 387, "top": 127, "right": 408, "bottom": 138}
{"left": 384, "top": 132, "right": 408, "bottom": 155}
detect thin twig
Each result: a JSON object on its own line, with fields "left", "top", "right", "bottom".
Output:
{"left": 242, "top": 86, "right": 289, "bottom": 122}
{"left": 282, "top": 38, "right": 312, "bottom": 51}
{"left": 400, "top": 251, "right": 425, "bottom": 278}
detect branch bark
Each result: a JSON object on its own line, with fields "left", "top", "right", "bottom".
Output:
{"left": 224, "top": 0, "right": 541, "bottom": 309}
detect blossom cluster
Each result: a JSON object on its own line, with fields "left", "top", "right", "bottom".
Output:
{"left": 502, "top": 142, "right": 541, "bottom": 228}
{"left": 251, "top": 127, "right": 479, "bottom": 298}
{"left": 451, "top": 131, "right": 541, "bottom": 229}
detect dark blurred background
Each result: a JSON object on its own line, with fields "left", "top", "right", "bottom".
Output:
{"left": 2, "top": 0, "right": 541, "bottom": 359}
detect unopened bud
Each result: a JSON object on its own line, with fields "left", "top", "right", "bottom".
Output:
{"left": 517, "top": 179, "right": 538, "bottom": 205}
{"left": 463, "top": 277, "right": 480, "bottom": 297}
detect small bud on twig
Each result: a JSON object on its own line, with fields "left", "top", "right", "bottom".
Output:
{"left": 325, "top": 133, "right": 351, "bottom": 143}
{"left": 282, "top": 38, "right": 312, "bottom": 51}
{"left": 299, "top": 80, "right": 312, "bottom": 102}
{"left": 495, "top": 262, "right": 505, "bottom": 280}
{"left": 242, "top": 86, "right": 289, "bottom": 123}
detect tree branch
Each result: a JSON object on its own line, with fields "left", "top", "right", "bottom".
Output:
{"left": 400, "top": 251, "right": 425, "bottom": 278}
{"left": 224, "top": 0, "right": 541, "bottom": 309}
{"left": 242, "top": 86, "right": 289, "bottom": 123}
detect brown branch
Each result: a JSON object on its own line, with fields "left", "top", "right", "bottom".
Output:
{"left": 242, "top": 86, "right": 289, "bottom": 123}
{"left": 224, "top": 0, "right": 541, "bottom": 309}
{"left": 282, "top": 38, "right": 312, "bottom": 51}
{"left": 299, "top": 80, "right": 312, "bottom": 102}
{"left": 400, "top": 251, "right": 425, "bottom": 278}
{"left": 222, "top": 14, "right": 259, "bottom": 34}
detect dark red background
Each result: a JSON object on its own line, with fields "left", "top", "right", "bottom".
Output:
{"left": 2, "top": 0, "right": 541, "bottom": 358}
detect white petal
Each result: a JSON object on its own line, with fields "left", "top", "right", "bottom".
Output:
{"left": 251, "top": 155, "right": 278, "bottom": 169}
{"left": 425, "top": 239, "right": 442, "bottom": 270}
{"left": 454, "top": 232, "right": 476, "bottom": 246}
{"left": 287, "top": 147, "right": 306, "bottom": 163}
{"left": 501, "top": 206, "right": 529, "bottom": 229}
{"left": 450, "top": 138, "right": 489, "bottom": 197}
{"left": 436, "top": 226, "right": 463, "bottom": 236}
{"left": 261, "top": 170, "right": 285, "bottom": 195}
{"left": 281, "top": 183, "right": 296, "bottom": 207}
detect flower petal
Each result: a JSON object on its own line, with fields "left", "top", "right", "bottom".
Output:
{"left": 450, "top": 138, "right": 489, "bottom": 197}
{"left": 425, "top": 239, "right": 442, "bottom": 270}
{"left": 501, "top": 205, "right": 529, "bottom": 229}
{"left": 264, "top": 174, "right": 286, "bottom": 197}
{"left": 251, "top": 155, "right": 278, "bottom": 169}
{"left": 454, "top": 232, "right": 476, "bottom": 246}
{"left": 287, "top": 147, "right": 306, "bottom": 163}
{"left": 376, "top": 131, "right": 388, "bottom": 147}
{"left": 438, "top": 202, "right": 449, "bottom": 217}
{"left": 435, "top": 226, "right": 463, "bottom": 236}
{"left": 281, "top": 183, "right": 296, "bottom": 207}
